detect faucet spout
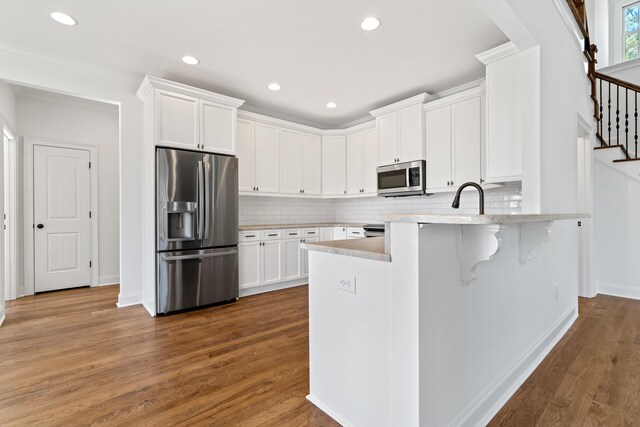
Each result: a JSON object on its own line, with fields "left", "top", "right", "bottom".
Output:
{"left": 451, "top": 182, "right": 485, "bottom": 215}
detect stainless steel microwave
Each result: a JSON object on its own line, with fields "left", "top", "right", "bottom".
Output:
{"left": 377, "top": 160, "right": 426, "bottom": 197}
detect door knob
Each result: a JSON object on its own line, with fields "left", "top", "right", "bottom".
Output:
{"left": 37, "top": 224, "right": 44, "bottom": 229}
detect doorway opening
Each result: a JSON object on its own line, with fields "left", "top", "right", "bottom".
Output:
{"left": 3, "top": 125, "right": 17, "bottom": 301}
{"left": 576, "top": 114, "right": 594, "bottom": 298}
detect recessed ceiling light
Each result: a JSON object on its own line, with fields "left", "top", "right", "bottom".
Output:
{"left": 268, "top": 83, "right": 282, "bottom": 91}
{"left": 182, "top": 55, "right": 200, "bottom": 65}
{"left": 361, "top": 17, "right": 381, "bottom": 31}
{"left": 326, "top": 102, "right": 338, "bottom": 109}
{"left": 50, "top": 12, "right": 77, "bottom": 26}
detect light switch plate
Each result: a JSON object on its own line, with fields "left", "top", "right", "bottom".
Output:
{"left": 338, "top": 276, "right": 356, "bottom": 293}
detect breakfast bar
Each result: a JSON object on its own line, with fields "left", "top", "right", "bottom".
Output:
{"left": 304, "top": 213, "right": 587, "bottom": 427}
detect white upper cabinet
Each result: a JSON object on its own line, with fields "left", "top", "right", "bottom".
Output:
{"left": 237, "top": 119, "right": 255, "bottom": 192}
{"left": 371, "top": 93, "right": 430, "bottom": 166}
{"left": 156, "top": 90, "right": 199, "bottom": 150}
{"left": 280, "top": 129, "right": 302, "bottom": 194}
{"left": 322, "top": 136, "right": 347, "bottom": 196}
{"left": 452, "top": 97, "right": 481, "bottom": 186}
{"left": 477, "top": 42, "right": 534, "bottom": 183}
{"left": 201, "top": 101, "right": 236, "bottom": 155}
{"left": 346, "top": 127, "right": 378, "bottom": 196}
{"left": 346, "top": 132, "right": 364, "bottom": 196}
{"left": 137, "top": 76, "right": 244, "bottom": 154}
{"left": 301, "top": 134, "right": 322, "bottom": 195}
{"left": 425, "top": 106, "right": 452, "bottom": 191}
{"left": 424, "top": 86, "right": 484, "bottom": 192}
{"left": 255, "top": 123, "right": 280, "bottom": 193}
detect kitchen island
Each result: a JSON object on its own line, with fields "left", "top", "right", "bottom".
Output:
{"left": 304, "top": 213, "right": 587, "bottom": 427}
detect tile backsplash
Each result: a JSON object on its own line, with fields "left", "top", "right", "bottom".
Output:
{"left": 239, "top": 182, "right": 522, "bottom": 226}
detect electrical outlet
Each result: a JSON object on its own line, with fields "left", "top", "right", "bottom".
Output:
{"left": 338, "top": 276, "right": 356, "bottom": 294}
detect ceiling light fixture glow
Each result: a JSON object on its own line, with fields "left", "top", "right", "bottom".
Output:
{"left": 182, "top": 55, "right": 200, "bottom": 65}
{"left": 50, "top": 12, "right": 77, "bottom": 26}
{"left": 361, "top": 17, "right": 381, "bottom": 31}
{"left": 268, "top": 83, "right": 282, "bottom": 91}
{"left": 326, "top": 102, "right": 338, "bottom": 109}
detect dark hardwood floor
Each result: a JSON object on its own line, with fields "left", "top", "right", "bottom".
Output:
{"left": 490, "top": 295, "right": 640, "bottom": 426}
{"left": 0, "top": 285, "right": 338, "bottom": 426}
{"left": 1, "top": 286, "right": 639, "bottom": 426}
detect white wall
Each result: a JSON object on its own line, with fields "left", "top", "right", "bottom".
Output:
{"left": 16, "top": 90, "right": 120, "bottom": 287}
{"left": 0, "top": 81, "right": 14, "bottom": 324}
{"left": 593, "top": 160, "right": 640, "bottom": 298}
{"left": 0, "top": 82, "right": 17, "bottom": 130}
{"left": 240, "top": 183, "right": 522, "bottom": 226}
{"left": 0, "top": 46, "right": 143, "bottom": 308}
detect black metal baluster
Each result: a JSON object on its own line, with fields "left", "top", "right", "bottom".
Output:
{"left": 626, "top": 88, "right": 629, "bottom": 154}
{"left": 608, "top": 82, "right": 612, "bottom": 145}
{"left": 616, "top": 85, "right": 620, "bottom": 148}
{"left": 600, "top": 78, "right": 604, "bottom": 139}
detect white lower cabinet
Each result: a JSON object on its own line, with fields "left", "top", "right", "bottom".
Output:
{"left": 347, "top": 227, "right": 365, "bottom": 239}
{"left": 262, "top": 240, "right": 283, "bottom": 285}
{"left": 283, "top": 234, "right": 302, "bottom": 281}
{"left": 333, "top": 227, "right": 347, "bottom": 240}
{"left": 320, "top": 227, "right": 333, "bottom": 241}
{"left": 239, "top": 241, "right": 261, "bottom": 289}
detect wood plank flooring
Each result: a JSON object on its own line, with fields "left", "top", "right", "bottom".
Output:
{"left": 1, "top": 286, "right": 639, "bottom": 426}
{"left": 490, "top": 295, "right": 640, "bottom": 426}
{"left": 0, "top": 285, "right": 338, "bottom": 426}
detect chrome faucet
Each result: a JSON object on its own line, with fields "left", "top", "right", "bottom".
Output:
{"left": 451, "top": 182, "right": 485, "bottom": 215}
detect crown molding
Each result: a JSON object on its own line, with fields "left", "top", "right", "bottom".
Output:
{"left": 369, "top": 92, "right": 435, "bottom": 117}
{"left": 239, "top": 104, "right": 330, "bottom": 130}
{"left": 137, "top": 75, "right": 245, "bottom": 108}
{"left": 424, "top": 81, "right": 487, "bottom": 111}
{"left": 237, "top": 109, "right": 323, "bottom": 135}
{"left": 433, "top": 78, "right": 486, "bottom": 99}
{"left": 475, "top": 41, "right": 520, "bottom": 65}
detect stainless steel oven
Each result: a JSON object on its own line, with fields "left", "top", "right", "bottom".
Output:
{"left": 377, "top": 160, "right": 426, "bottom": 197}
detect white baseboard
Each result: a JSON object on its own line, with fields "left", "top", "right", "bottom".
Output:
{"left": 453, "top": 304, "right": 578, "bottom": 427}
{"left": 0, "top": 312, "right": 5, "bottom": 327}
{"left": 142, "top": 301, "right": 156, "bottom": 317}
{"left": 306, "top": 395, "right": 354, "bottom": 427}
{"left": 597, "top": 282, "right": 640, "bottom": 300}
{"left": 98, "top": 274, "right": 120, "bottom": 286}
{"left": 239, "top": 279, "right": 307, "bottom": 297}
{"left": 116, "top": 292, "right": 143, "bottom": 308}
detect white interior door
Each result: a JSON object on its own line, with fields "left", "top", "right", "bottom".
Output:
{"left": 34, "top": 145, "right": 91, "bottom": 292}
{"left": 0, "top": 131, "right": 5, "bottom": 322}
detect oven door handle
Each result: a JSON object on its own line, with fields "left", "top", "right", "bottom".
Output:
{"left": 161, "top": 250, "right": 237, "bottom": 262}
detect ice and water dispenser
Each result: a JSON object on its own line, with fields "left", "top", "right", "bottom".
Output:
{"left": 166, "top": 201, "right": 197, "bottom": 241}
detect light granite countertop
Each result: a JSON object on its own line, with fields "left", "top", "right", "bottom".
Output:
{"left": 239, "top": 223, "right": 368, "bottom": 231}
{"left": 379, "top": 213, "right": 589, "bottom": 225}
{"left": 303, "top": 237, "right": 390, "bottom": 262}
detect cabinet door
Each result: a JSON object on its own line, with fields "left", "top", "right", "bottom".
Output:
{"left": 239, "top": 241, "right": 261, "bottom": 289}
{"left": 322, "top": 136, "right": 347, "bottom": 196}
{"left": 201, "top": 101, "right": 235, "bottom": 155}
{"left": 377, "top": 112, "right": 398, "bottom": 165}
{"left": 283, "top": 238, "right": 302, "bottom": 280}
{"left": 262, "top": 240, "right": 283, "bottom": 285}
{"left": 156, "top": 90, "right": 198, "bottom": 149}
{"left": 237, "top": 119, "right": 255, "bottom": 192}
{"left": 320, "top": 227, "right": 333, "bottom": 241}
{"left": 280, "top": 129, "right": 302, "bottom": 194}
{"left": 346, "top": 133, "right": 364, "bottom": 195}
{"left": 425, "top": 106, "right": 452, "bottom": 191}
{"left": 362, "top": 128, "right": 378, "bottom": 195}
{"left": 333, "top": 227, "right": 347, "bottom": 240}
{"left": 301, "top": 237, "right": 319, "bottom": 276}
{"left": 255, "top": 123, "right": 280, "bottom": 193}
{"left": 398, "top": 104, "right": 424, "bottom": 162}
{"left": 452, "top": 97, "right": 482, "bottom": 187}
{"left": 301, "top": 133, "right": 322, "bottom": 195}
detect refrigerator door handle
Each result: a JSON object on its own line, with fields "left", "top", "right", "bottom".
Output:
{"left": 197, "top": 160, "right": 204, "bottom": 240}
{"left": 161, "top": 249, "right": 238, "bottom": 262}
{"left": 204, "top": 157, "right": 210, "bottom": 240}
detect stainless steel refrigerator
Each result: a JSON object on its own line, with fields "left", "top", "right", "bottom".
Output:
{"left": 156, "top": 148, "right": 239, "bottom": 314}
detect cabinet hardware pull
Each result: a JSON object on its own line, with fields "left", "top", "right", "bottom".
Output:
{"left": 268, "top": 233, "right": 277, "bottom": 237}
{"left": 480, "top": 178, "right": 485, "bottom": 184}
{"left": 246, "top": 234, "right": 256, "bottom": 238}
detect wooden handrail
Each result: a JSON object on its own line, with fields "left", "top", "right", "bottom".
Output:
{"left": 595, "top": 71, "right": 640, "bottom": 94}
{"left": 566, "top": 0, "right": 589, "bottom": 40}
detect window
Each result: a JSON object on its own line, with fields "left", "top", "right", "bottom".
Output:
{"left": 624, "top": 2, "right": 640, "bottom": 60}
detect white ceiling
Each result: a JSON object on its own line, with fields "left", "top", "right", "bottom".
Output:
{"left": 0, "top": 0, "right": 507, "bottom": 128}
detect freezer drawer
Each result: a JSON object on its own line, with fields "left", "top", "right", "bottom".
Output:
{"left": 157, "top": 247, "right": 239, "bottom": 314}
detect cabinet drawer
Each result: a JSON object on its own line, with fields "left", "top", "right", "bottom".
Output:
{"left": 239, "top": 231, "right": 260, "bottom": 242}
{"left": 283, "top": 229, "right": 302, "bottom": 239}
{"left": 302, "top": 228, "right": 320, "bottom": 237}
{"left": 346, "top": 227, "right": 365, "bottom": 238}
{"left": 261, "top": 230, "right": 282, "bottom": 240}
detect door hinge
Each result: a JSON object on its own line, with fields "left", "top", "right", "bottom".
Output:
{"left": 90, "top": 261, "right": 92, "bottom": 268}
{"left": 89, "top": 161, "right": 92, "bottom": 169}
